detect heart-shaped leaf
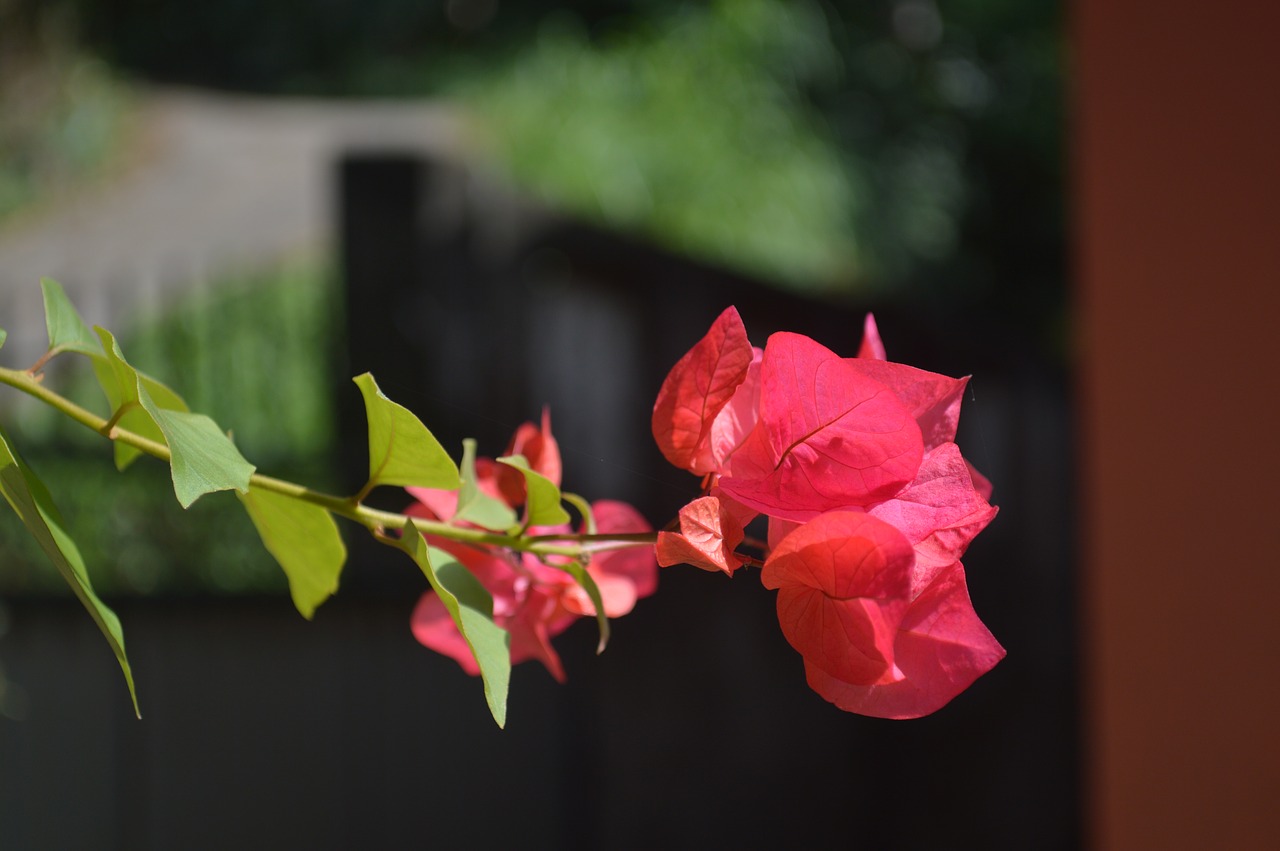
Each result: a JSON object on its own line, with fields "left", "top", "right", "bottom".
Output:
{"left": 96, "top": 328, "right": 253, "bottom": 507}
{"left": 453, "top": 438, "right": 517, "bottom": 531}
{"left": 239, "top": 486, "right": 346, "bottom": 619}
{"left": 41, "top": 278, "right": 102, "bottom": 357}
{"left": 353, "top": 373, "right": 459, "bottom": 495}
{"left": 497, "top": 454, "right": 570, "bottom": 527}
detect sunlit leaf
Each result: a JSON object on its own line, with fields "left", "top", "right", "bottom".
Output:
{"left": 497, "top": 454, "right": 570, "bottom": 527}
{"left": 41, "top": 277, "right": 102, "bottom": 357}
{"left": 238, "top": 486, "right": 346, "bottom": 619}
{"left": 402, "top": 522, "right": 511, "bottom": 727}
{"left": 353, "top": 372, "right": 459, "bottom": 494}
{"left": 562, "top": 491, "right": 596, "bottom": 534}
{"left": 96, "top": 328, "right": 253, "bottom": 507}
{"left": 453, "top": 438, "right": 517, "bottom": 531}
{"left": 88, "top": 329, "right": 190, "bottom": 469}
{"left": 0, "top": 328, "right": 7, "bottom": 350}
{"left": 0, "top": 426, "right": 138, "bottom": 716}
{"left": 559, "top": 559, "right": 610, "bottom": 654}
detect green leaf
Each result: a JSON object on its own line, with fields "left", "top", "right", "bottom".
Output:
{"left": 41, "top": 277, "right": 102, "bottom": 357}
{"left": 562, "top": 491, "right": 597, "bottom": 534}
{"left": 0, "top": 327, "right": 7, "bottom": 350}
{"left": 0, "top": 426, "right": 139, "bottom": 716}
{"left": 453, "top": 438, "right": 518, "bottom": 531}
{"left": 402, "top": 522, "right": 511, "bottom": 728}
{"left": 497, "top": 454, "right": 571, "bottom": 527}
{"left": 353, "top": 373, "right": 459, "bottom": 494}
{"left": 89, "top": 332, "right": 191, "bottom": 470}
{"left": 560, "top": 559, "right": 611, "bottom": 655}
{"left": 239, "top": 486, "right": 346, "bottom": 619}
{"left": 96, "top": 328, "right": 254, "bottom": 507}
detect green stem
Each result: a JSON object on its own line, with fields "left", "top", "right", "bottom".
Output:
{"left": 0, "top": 365, "right": 660, "bottom": 561}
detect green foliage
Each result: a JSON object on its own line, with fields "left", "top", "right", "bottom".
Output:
{"left": 239, "top": 486, "right": 346, "bottom": 619}
{"left": 1, "top": 264, "right": 338, "bottom": 597}
{"left": 0, "top": 426, "right": 137, "bottom": 715}
{"left": 462, "top": 0, "right": 856, "bottom": 290}
{"left": 95, "top": 328, "right": 255, "bottom": 507}
{"left": 453, "top": 438, "right": 517, "bottom": 532}
{"left": 559, "top": 558, "right": 609, "bottom": 656}
{"left": 402, "top": 524, "right": 511, "bottom": 728}
{"left": 497, "top": 454, "right": 570, "bottom": 528}
{"left": 354, "top": 372, "right": 460, "bottom": 494}
{"left": 41, "top": 277, "right": 100, "bottom": 357}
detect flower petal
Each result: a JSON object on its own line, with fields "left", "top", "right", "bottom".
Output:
{"left": 867, "top": 443, "right": 998, "bottom": 593}
{"left": 656, "top": 495, "right": 745, "bottom": 575}
{"left": 762, "top": 512, "right": 915, "bottom": 685}
{"left": 411, "top": 591, "right": 481, "bottom": 676}
{"left": 803, "top": 562, "right": 1005, "bottom": 718}
{"left": 591, "top": 500, "right": 659, "bottom": 600}
{"left": 652, "top": 307, "right": 754, "bottom": 474}
{"left": 719, "top": 333, "right": 923, "bottom": 519}
{"left": 845, "top": 359, "right": 969, "bottom": 451}
{"left": 857, "top": 313, "right": 887, "bottom": 361}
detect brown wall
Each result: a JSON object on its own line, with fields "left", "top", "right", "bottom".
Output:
{"left": 1077, "top": 0, "right": 1280, "bottom": 847}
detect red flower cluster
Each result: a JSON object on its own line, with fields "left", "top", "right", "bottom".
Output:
{"left": 406, "top": 413, "right": 658, "bottom": 681}
{"left": 652, "top": 308, "right": 1004, "bottom": 718}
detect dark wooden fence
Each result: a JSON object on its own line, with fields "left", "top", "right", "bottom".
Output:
{"left": 0, "top": 153, "right": 1076, "bottom": 849}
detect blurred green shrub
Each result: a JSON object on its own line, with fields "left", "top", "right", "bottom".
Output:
{"left": 460, "top": 1, "right": 859, "bottom": 291}
{"left": 0, "top": 7, "right": 134, "bottom": 222}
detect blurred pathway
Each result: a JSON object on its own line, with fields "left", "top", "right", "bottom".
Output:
{"left": 0, "top": 88, "right": 465, "bottom": 365}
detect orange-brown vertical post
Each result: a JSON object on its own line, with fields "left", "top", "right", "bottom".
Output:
{"left": 1076, "top": 0, "right": 1280, "bottom": 847}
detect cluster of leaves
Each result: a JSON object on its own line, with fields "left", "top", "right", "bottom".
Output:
{"left": 0, "top": 280, "right": 643, "bottom": 727}
{"left": 0, "top": 265, "right": 335, "bottom": 598}
{"left": 651, "top": 307, "right": 1004, "bottom": 718}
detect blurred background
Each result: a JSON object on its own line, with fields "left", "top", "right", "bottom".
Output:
{"left": 2, "top": 0, "right": 1077, "bottom": 848}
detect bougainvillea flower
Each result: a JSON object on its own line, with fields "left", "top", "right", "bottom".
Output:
{"left": 407, "top": 419, "right": 657, "bottom": 680}
{"left": 411, "top": 550, "right": 575, "bottom": 681}
{"left": 802, "top": 561, "right": 1006, "bottom": 718}
{"left": 652, "top": 306, "right": 756, "bottom": 475}
{"left": 653, "top": 307, "right": 1003, "bottom": 718}
{"left": 718, "top": 332, "right": 924, "bottom": 518}
{"left": 560, "top": 500, "right": 658, "bottom": 617}
{"left": 656, "top": 495, "right": 746, "bottom": 576}
{"left": 857, "top": 312, "right": 887, "bottom": 361}
{"left": 761, "top": 512, "right": 916, "bottom": 685}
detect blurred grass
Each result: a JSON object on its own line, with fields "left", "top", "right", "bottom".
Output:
{"left": 0, "top": 262, "right": 339, "bottom": 596}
